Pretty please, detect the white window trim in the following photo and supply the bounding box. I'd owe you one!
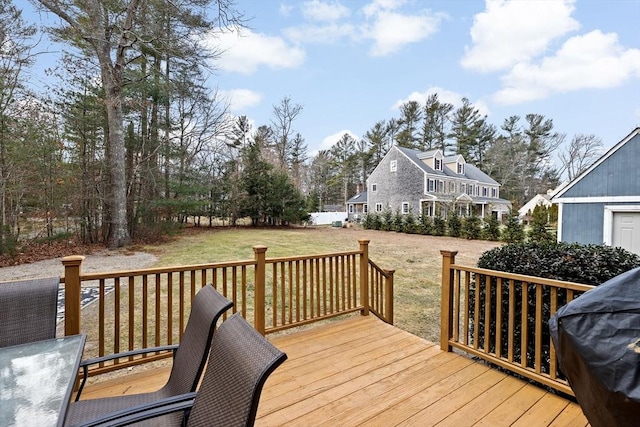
[603,205,640,246]
[372,183,377,192]
[401,202,410,214]
[375,203,383,212]
[434,158,442,171]
[428,179,435,192]
[390,160,397,172]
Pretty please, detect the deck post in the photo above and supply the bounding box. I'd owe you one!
[359,239,370,316]
[62,255,85,336]
[385,269,395,324]
[440,250,457,352]
[253,245,267,335]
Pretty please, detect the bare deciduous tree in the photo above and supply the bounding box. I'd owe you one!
[560,134,603,181]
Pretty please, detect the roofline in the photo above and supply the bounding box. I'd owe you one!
[552,127,640,200]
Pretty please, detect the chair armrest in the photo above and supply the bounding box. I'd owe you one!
[77,392,196,427]
[75,344,179,401]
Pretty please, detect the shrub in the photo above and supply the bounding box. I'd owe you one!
[447,211,461,237]
[502,214,524,243]
[528,205,554,242]
[432,215,446,236]
[471,242,640,376]
[391,210,403,232]
[477,241,640,285]
[462,213,482,240]
[482,215,501,241]
[419,214,432,235]
[380,209,393,231]
[403,212,418,234]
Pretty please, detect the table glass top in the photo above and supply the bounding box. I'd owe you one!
[0,335,85,427]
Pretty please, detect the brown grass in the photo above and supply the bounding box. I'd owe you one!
[140,225,502,343]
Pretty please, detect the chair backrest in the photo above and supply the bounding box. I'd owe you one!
[0,277,60,348]
[164,284,233,395]
[187,313,287,427]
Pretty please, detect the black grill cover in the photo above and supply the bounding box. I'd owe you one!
[549,267,640,427]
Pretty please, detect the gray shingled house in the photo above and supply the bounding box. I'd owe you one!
[552,127,640,255]
[357,145,511,221]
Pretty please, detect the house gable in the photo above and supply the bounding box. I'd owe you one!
[554,127,640,200]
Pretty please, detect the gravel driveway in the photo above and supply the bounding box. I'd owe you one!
[0,250,159,321]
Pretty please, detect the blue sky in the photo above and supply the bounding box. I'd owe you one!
[210,0,640,157]
[23,0,640,160]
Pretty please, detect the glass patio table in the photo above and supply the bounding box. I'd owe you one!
[0,334,86,427]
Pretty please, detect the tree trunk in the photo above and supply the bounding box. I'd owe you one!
[102,74,131,248]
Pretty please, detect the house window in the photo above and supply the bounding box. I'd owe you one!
[349,205,354,213]
[475,185,480,196]
[449,181,455,193]
[423,204,432,217]
[428,179,435,192]
[375,203,383,212]
[483,187,488,197]
[437,180,444,193]
[434,158,442,171]
[457,163,465,174]
[364,204,368,213]
[390,160,397,172]
[372,183,377,192]
[401,203,410,214]
[491,188,497,198]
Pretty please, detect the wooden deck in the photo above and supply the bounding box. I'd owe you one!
[80,315,589,426]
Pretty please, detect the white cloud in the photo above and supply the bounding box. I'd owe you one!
[211,29,305,75]
[494,30,640,104]
[362,0,407,18]
[461,0,579,73]
[283,23,356,44]
[279,3,294,17]
[302,0,350,22]
[393,86,491,117]
[320,130,359,151]
[366,11,443,57]
[219,89,263,111]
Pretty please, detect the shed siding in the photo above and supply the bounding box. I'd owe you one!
[562,133,640,198]
[562,201,640,244]
[368,147,424,214]
[561,203,605,244]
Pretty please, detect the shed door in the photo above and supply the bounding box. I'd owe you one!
[612,212,640,255]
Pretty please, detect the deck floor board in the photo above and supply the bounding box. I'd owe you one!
[79,315,589,426]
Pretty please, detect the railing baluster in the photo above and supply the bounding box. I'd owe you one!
[142,275,148,352]
[114,278,121,360]
[495,277,503,359]
[167,273,173,345]
[535,285,543,373]
[508,279,515,363]
[128,276,135,359]
[521,282,529,368]
[179,271,185,339]
[484,274,491,354]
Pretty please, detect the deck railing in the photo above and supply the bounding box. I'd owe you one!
[61,239,394,377]
[440,250,594,396]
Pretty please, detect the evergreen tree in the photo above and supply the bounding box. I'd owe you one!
[432,215,446,236]
[447,210,462,237]
[396,101,422,149]
[420,93,453,153]
[462,212,482,240]
[482,215,501,241]
[503,214,525,243]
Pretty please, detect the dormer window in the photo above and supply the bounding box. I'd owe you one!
[457,163,464,175]
[434,158,442,171]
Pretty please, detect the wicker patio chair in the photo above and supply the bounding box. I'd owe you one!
[75,312,288,427]
[65,284,232,427]
[0,276,60,348]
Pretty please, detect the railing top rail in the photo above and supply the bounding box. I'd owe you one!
[450,263,595,292]
[62,259,257,283]
[265,249,362,263]
[368,259,392,277]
